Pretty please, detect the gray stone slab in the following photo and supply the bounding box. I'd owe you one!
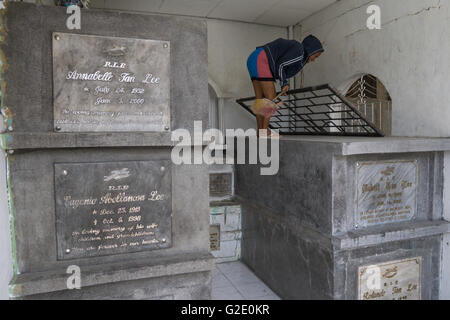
[2,3,208,135]
[10,252,214,298]
[277,136,450,155]
[358,257,421,300]
[334,236,440,300]
[333,220,450,250]
[236,138,446,300]
[52,33,170,132]
[54,160,172,260]
[9,148,210,274]
[1,132,173,150]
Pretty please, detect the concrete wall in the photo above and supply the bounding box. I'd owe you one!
[208,19,286,132]
[296,0,450,300]
[297,0,449,137]
[89,1,286,131]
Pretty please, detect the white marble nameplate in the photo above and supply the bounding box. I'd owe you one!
[52,33,170,132]
[358,257,422,300]
[355,160,418,228]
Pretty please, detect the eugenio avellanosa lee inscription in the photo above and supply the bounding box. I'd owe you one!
[54,161,172,260]
[52,33,170,132]
[355,160,418,228]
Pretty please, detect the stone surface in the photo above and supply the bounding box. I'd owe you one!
[358,257,421,300]
[54,160,172,259]
[236,138,447,300]
[210,172,233,198]
[52,33,170,132]
[2,3,212,300]
[2,3,208,137]
[10,252,214,298]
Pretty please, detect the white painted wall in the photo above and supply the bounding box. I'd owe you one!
[0,152,13,300]
[90,1,287,131]
[207,19,286,131]
[297,0,449,137]
[297,0,450,299]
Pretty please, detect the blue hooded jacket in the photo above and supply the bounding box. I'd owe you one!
[258,35,324,87]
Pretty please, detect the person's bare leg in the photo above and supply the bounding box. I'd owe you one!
[260,81,277,135]
[252,80,265,136]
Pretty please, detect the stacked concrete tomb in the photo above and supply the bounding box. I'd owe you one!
[236,136,450,300]
[0,3,213,299]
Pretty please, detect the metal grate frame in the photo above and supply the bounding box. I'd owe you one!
[236,84,384,137]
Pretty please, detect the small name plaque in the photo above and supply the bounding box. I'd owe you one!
[54,160,172,260]
[52,33,170,132]
[355,160,418,228]
[358,257,422,300]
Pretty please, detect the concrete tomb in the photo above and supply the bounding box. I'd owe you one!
[0,3,213,299]
[236,137,450,300]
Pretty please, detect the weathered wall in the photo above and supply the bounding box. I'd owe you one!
[90,0,287,131]
[1,2,213,299]
[297,0,448,137]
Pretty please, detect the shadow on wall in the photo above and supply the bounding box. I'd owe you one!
[339,74,392,136]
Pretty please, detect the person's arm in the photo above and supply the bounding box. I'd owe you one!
[277,41,304,90]
[281,84,289,96]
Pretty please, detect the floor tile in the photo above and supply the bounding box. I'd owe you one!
[212,261,281,300]
[235,281,275,299]
[211,285,245,300]
[212,271,233,289]
[252,294,281,300]
[222,268,261,285]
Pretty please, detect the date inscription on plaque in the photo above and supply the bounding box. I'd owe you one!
[55,161,172,260]
[355,160,418,228]
[53,33,170,132]
[358,257,422,300]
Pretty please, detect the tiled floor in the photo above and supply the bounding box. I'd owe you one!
[212,261,281,300]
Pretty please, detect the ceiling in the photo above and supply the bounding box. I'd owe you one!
[91,0,338,27]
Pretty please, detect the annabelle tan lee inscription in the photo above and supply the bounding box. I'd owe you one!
[55,161,172,259]
[52,33,170,132]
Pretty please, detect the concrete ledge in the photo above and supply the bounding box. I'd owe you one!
[9,252,215,298]
[0,132,174,150]
[281,136,450,155]
[333,220,450,250]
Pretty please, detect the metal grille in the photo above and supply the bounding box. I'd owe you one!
[236,84,384,137]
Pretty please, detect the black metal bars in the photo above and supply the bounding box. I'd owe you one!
[235,84,384,137]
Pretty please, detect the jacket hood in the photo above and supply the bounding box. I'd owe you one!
[302,35,324,61]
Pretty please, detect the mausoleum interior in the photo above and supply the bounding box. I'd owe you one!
[1,0,450,300]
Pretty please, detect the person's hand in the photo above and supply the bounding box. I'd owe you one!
[281,85,289,96]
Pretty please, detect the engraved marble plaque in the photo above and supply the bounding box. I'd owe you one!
[355,160,418,228]
[358,257,422,300]
[54,160,172,260]
[209,224,220,251]
[52,33,170,132]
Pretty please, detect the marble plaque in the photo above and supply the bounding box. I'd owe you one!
[358,257,422,300]
[209,225,220,251]
[355,160,418,228]
[54,160,172,260]
[52,33,170,132]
